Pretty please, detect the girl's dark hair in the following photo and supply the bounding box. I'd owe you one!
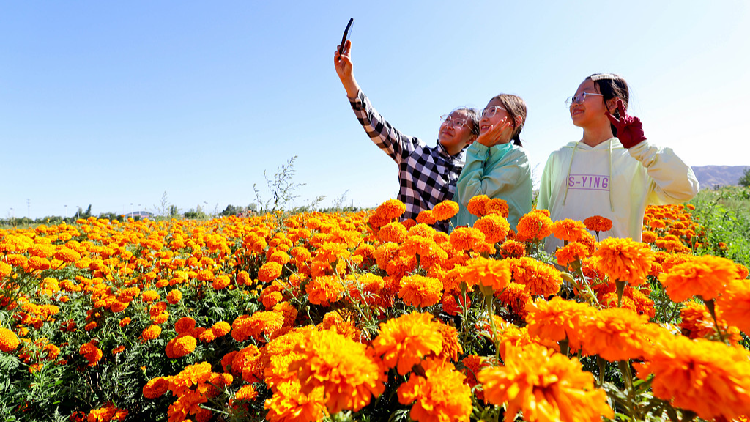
[453,107,481,137]
[588,73,629,136]
[489,94,527,146]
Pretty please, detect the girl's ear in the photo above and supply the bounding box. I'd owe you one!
[605,98,619,115]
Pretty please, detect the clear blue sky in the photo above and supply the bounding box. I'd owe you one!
[2,1,749,219]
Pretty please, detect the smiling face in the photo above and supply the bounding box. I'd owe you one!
[438,109,477,155]
[570,78,613,129]
[480,98,514,137]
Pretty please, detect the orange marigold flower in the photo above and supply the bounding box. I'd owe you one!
[398,275,443,308]
[551,218,588,243]
[306,275,344,306]
[141,325,162,341]
[462,257,511,292]
[514,210,553,242]
[473,214,510,244]
[583,215,612,233]
[375,199,406,221]
[235,384,258,401]
[484,198,509,218]
[258,262,283,283]
[244,311,285,342]
[54,247,81,263]
[166,289,182,304]
[378,221,408,244]
[717,280,750,335]
[478,344,613,422]
[143,376,171,399]
[496,282,531,317]
[212,274,231,290]
[264,380,328,422]
[372,312,443,375]
[119,317,131,327]
[79,342,103,366]
[86,403,128,422]
[289,329,386,414]
[659,255,741,302]
[440,293,470,317]
[112,345,125,355]
[555,242,591,269]
[525,297,595,351]
[641,231,657,244]
[415,210,437,225]
[210,321,231,338]
[634,336,750,421]
[499,239,525,258]
[0,327,20,352]
[397,358,471,422]
[508,257,562,297]
[593,237,654,286]
[466,195,490,217]
[580,307,656,361]
[175,317,197,335]
[166,335,197,359]
[141,290,160,302]
[432,200,459,221]
[28,256,51,271]
[449,227,486,252]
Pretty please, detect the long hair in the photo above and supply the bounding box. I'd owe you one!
[488,94,527,146]
[588,73,629,136]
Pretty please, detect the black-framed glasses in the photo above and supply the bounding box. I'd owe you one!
[565,92,603,107]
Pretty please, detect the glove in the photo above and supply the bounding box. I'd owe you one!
[606,99,646,149]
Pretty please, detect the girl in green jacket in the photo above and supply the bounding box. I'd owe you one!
[453,94,533,230]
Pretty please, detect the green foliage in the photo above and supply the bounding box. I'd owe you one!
[253,156,304,212]
[739,168,750,188]
[688,186,750,268]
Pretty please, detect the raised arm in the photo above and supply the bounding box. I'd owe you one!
[334,40,419,162]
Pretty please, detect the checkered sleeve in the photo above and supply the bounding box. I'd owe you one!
[348,90,421,163]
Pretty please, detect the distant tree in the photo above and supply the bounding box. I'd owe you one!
[221,204,241,216]
[169,205,180,217]
[184,206,208,220]
[739,168,750,187]
[99,212,118,220]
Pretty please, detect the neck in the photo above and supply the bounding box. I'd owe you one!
[581,124,615,147]
[445,144,463,156]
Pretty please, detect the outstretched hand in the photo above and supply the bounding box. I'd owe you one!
[334,40,358,97]
[606,99,646,149]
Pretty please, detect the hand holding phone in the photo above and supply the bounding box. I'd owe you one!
[337,18,354,59]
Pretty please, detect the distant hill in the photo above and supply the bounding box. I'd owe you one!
[691,166,749,189]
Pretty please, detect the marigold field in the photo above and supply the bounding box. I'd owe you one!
[1,196,749,422]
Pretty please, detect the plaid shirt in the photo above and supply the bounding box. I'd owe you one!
[349,90,466,232]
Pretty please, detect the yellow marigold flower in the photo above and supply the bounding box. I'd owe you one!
[478,344,613,422]
[397,358,471,422]
[717,280,750,336]
[514,210,553,242]
[210,321,231,338]
[641,231,657,243]
[54,247,81,263]
[0,261,12,279]
[143,376,171,399]
[141,290,160,303]
[268,250,291,265]
[28,256,51,271]
[86,403,128,422]
[473,214,510,244]
[580,307,656,361]
[375,199,406,221]
[449,227,486,252]
[378,221,408,244]
[551,218,588,243]
[289,329,386,414]
[398,275,443,308]
[166,289,182,304]
[432,200,459,221]
[166,334,197,359]
[525,297,595,351]
[258,262,283,283]
[634,336,750,421]
[467,195,490,217]
[593,237,654,286]
[0,327,20,352]
[264,380,328,422]
[659,255,741,302]
[237,270,252,286]
[306,275,344,306]
[415,210,437,225]
[583,215,612,233]
[79,342,103,366]
[239,311,285,342]
[508,257,562,297]
[372,312,443,375]
[141,325,162,341]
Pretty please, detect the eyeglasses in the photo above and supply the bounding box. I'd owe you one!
[440,114,470,128]
[565,92,603,107]
[481,105,507,119]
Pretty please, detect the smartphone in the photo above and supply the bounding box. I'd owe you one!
[338,18,354,58]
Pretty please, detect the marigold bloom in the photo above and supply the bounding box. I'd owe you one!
[583,215,612,233]
[555,242,590,269]
[580,307,657,361]
[143,376,171,399]
[212,274,231,290]
[397,358,471,422]
[234,311,285,342]
[449,227,486,252]
[86,403,128,422]
[478,344,613,422]
[398,275,443,308]
[372,312,444,375]
[0,327,20,352]
[264,380,328,422]
[466,195,490,217]
[258,262,283,283]
[119,317,131,327]
[166,335,197,359]
[378,221,408,244]
[306,275,345,306]
[141,325,162,341]
[462,257,511,292]
[79,342,103,366]
[175,317,197,335]
[141,290,160,302]
[551,219,588,243]
[514,210,553,242]
[432,200,459,221]
[415,210,437,225]
[166,289,182,304]
[289,329,386,414]
[473,214,510,244]
[659,255,741,302]
[499,239,525,258]
[525,297,595,351]
[235,384,258,401]
[634,336,750,421]
[717,280,750,335]
[593,237,654,286]
[508,257,562,297]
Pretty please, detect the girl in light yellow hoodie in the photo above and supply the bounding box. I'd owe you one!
[538,73,699,253]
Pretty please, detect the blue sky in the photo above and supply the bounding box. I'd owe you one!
[2,1,749,219]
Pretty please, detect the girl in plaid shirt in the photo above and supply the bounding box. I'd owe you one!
[334,40,479,232]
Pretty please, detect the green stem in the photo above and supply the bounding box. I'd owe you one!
[703,298,726,343]
[615,280,626,308]
[597,356,606,387]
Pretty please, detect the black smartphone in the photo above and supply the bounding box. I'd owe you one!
[338,18,354,58]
